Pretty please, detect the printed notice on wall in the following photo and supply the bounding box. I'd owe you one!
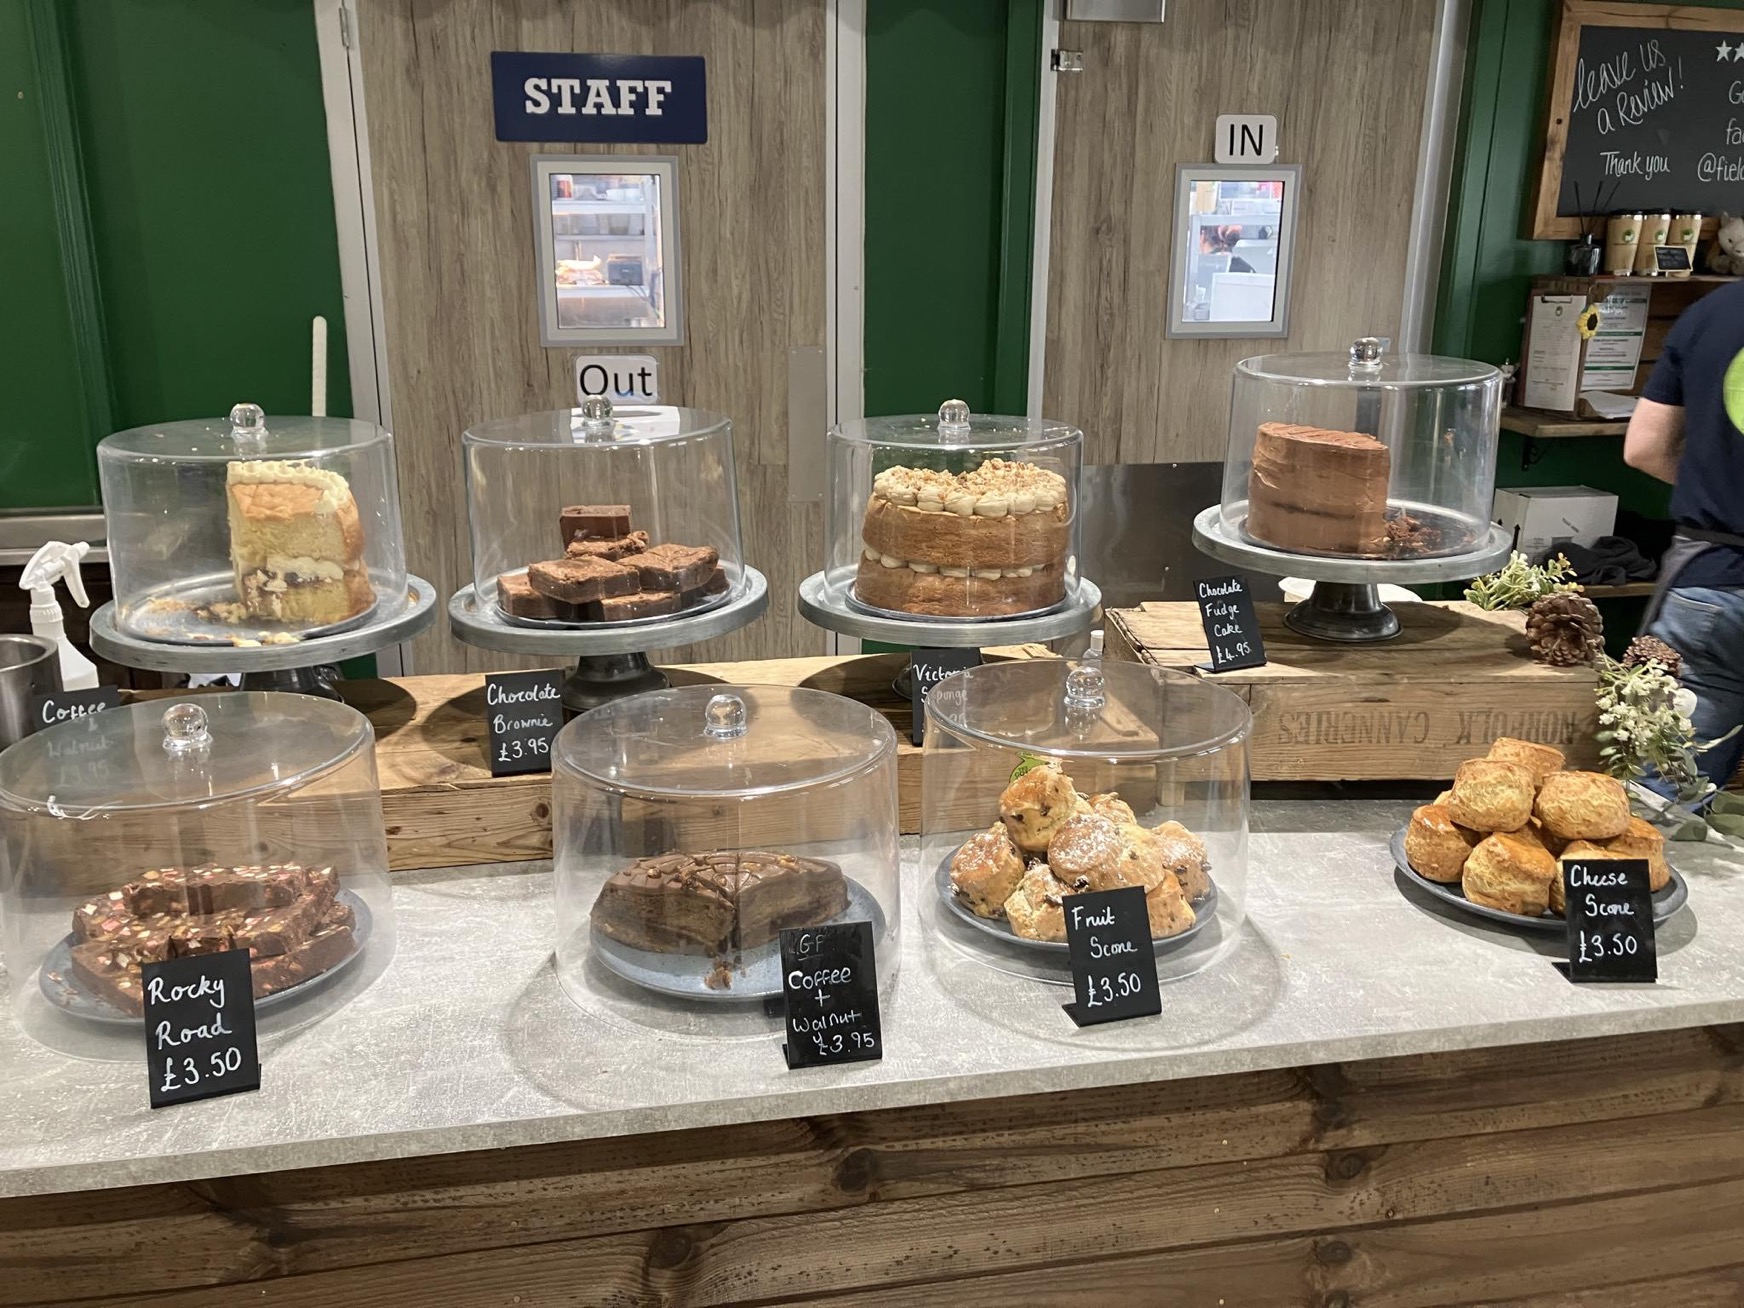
[1578,289,1649,393]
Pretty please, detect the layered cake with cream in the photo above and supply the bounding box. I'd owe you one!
[226,460,374,624]
[1245,422,1392,556]
[853,459,1070,617]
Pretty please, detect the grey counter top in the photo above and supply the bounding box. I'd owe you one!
[2,800,1741,1199]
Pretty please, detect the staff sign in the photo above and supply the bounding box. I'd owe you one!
[492,52,706,143]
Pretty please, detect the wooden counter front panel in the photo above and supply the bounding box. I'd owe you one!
[4,1025,1741,1305]
[1107,601,1603,781]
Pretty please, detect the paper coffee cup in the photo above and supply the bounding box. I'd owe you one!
[1605,213,1643,275]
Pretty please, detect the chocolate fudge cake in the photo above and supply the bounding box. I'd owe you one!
[1245,422,1392,556]
[853,459,1070,617]
[591,850,847,957]
[64,862,356,1016]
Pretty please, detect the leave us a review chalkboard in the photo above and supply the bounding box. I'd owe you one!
[1532,2,1744,238]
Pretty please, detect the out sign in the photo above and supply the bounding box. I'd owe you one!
[573,354,659,404]
[1214,114,1279,164]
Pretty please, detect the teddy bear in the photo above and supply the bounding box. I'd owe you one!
[1705,212,1744,276]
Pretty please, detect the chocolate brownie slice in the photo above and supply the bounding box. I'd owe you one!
[631,544,719,593]
[528,556,641,604]
[560,505,632,542]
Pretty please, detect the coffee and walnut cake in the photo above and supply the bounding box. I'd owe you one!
[853,459,1070,617]
[591,850,848,987]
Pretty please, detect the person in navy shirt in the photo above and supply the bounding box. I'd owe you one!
[1625,278,1744,792]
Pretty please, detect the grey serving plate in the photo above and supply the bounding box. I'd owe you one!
[40,889,373,1025]
[1389,827,1687,934]
[935,849,1214,955]
[591,876,884,1003]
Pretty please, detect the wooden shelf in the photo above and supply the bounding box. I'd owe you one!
[1532,273,1739,286]
[1501,405,1629,438]
[1582,581,1657,599]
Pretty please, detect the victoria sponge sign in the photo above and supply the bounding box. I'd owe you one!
[491,51,707,144]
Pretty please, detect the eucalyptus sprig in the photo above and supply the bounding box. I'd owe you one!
[1465,551,1581,611]
[1593,653,1732,806]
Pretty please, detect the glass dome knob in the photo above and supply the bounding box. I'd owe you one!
[937,398,972,441]
[161,702,213,755]
[1348,337,1384,374]
[1064,664,1107,712]
[703,692,748,740]
[228,402,268,448]
[580,395,615,437]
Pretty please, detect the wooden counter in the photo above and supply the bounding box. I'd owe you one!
[8,1025,1742,1305]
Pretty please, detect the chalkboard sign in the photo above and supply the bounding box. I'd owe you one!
[1195,575,1266,673]
[484,669,564,776]
[1061,886,1163,1027]
[1655,243,1693,272]
[780,921,883,1069]
[29,685,120,735]
[1561,857,1658,983]
[1534,3,1744,237]
[143,949,261,1109]
[909,648,981,746]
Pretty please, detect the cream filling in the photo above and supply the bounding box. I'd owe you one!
[871,472,1064,516]
[862,546,1037,579]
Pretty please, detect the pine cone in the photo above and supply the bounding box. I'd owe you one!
[1623,634,1682,680]
[1525,593,1604,666]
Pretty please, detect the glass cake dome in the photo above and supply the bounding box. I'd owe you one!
[463,399,743,629]
[820,399,1084,622]
[0,692,395,1059]
[1218,339,1502,560]
[921,658,1250,987]
[98,403,409,644]
[552,684,899,1038]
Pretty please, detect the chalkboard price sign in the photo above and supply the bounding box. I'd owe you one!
[1195,575,1266,673]
[29,685,120,735]
[484,669,564,776]
[1535,5,1744,237]
[1654,244,1693,273]
[1561,857,1657,984]
[780,921,883,1069]
[1062,886,1163,1027]
[143,949,261,1109]
[909,648,982,745]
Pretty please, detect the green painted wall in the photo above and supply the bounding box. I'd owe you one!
[1436,0,1744,513]
[6,0,351,511]
[863,0,1039,418]
[2,4,101,507]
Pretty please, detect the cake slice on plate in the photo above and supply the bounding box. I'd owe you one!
[226,460,374,624]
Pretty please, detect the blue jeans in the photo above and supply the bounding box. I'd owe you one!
[1649,587,1744,792]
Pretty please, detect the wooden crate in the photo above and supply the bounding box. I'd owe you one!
[337,649,1049,871]
[1105,601,1601,782]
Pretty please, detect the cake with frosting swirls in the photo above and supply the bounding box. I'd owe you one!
[853,458,1070,617]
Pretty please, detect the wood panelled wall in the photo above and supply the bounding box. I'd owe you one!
[6,1026,1744,1303]
[358,0,826,673]
[1043,0,1439,464]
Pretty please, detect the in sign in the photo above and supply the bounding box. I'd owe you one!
[1214,114,1279,164]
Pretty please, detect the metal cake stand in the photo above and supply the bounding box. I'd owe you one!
[448,567,769,713]
[1192,507,1512,642]
[89,576,438,697]
[797,568,1102,696]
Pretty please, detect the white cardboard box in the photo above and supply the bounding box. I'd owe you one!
[1492,486,1618,558]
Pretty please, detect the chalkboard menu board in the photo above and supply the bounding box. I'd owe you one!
[1534,4,1744,237]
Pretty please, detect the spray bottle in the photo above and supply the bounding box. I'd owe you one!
[20,541,98,691]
